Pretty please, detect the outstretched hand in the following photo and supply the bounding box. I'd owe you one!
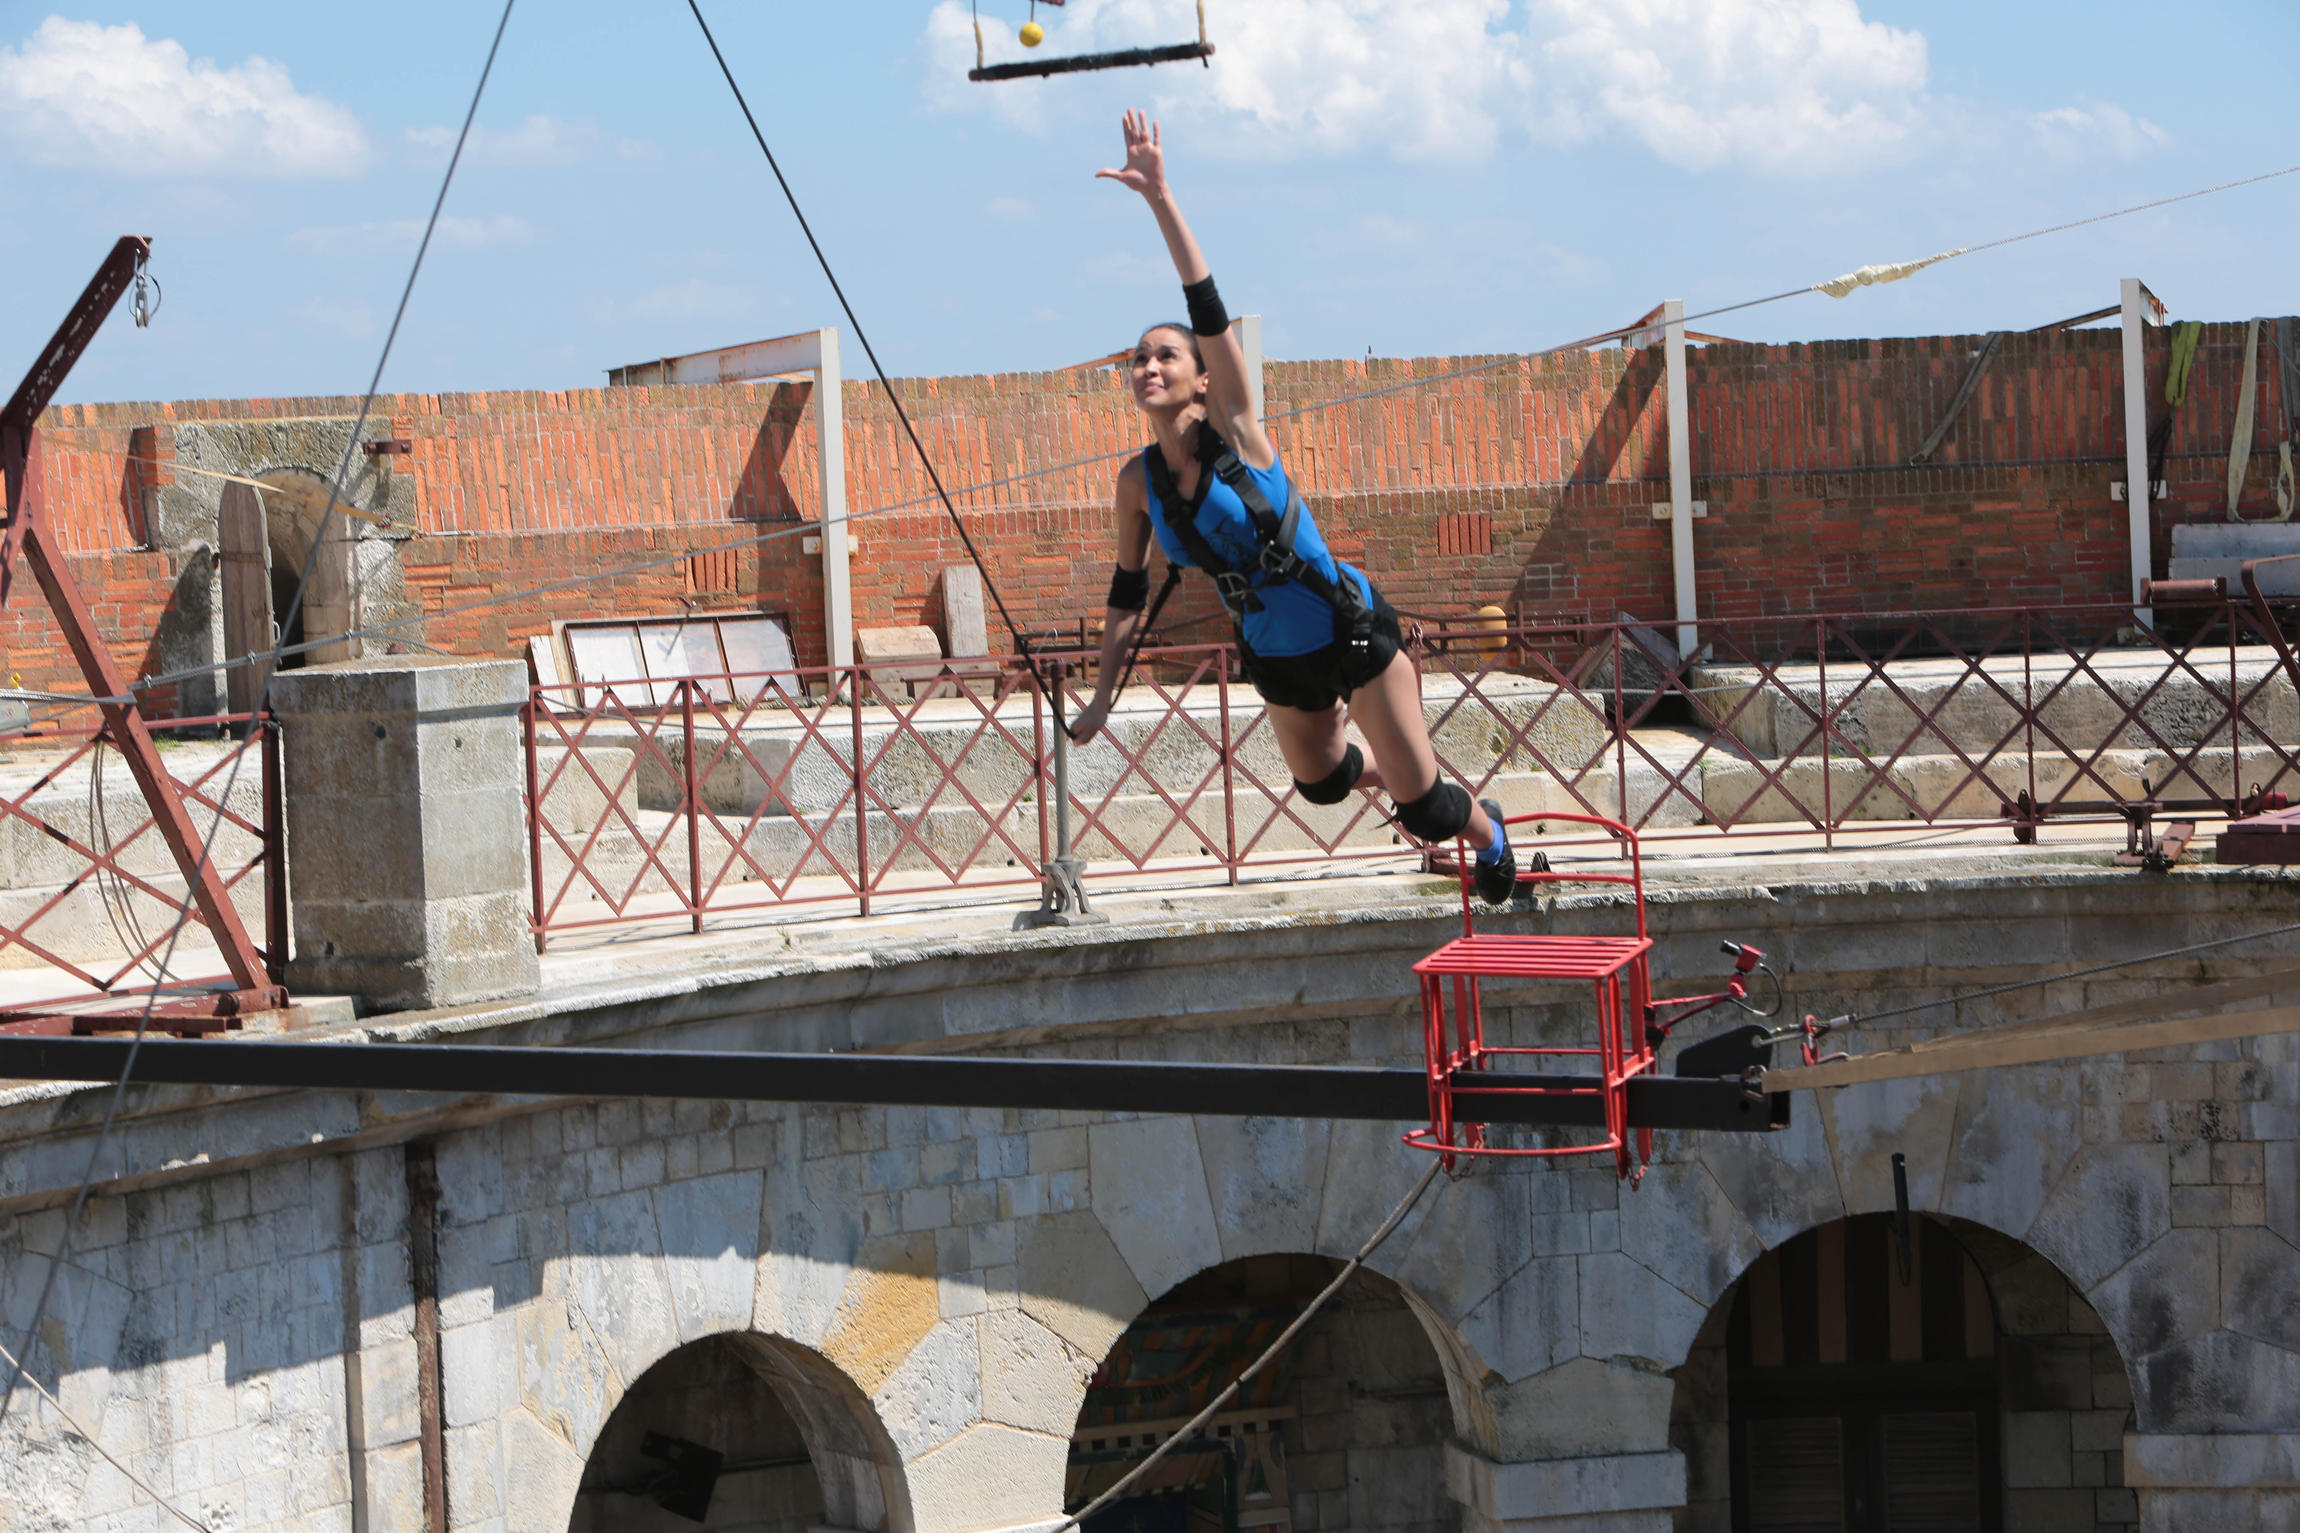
[1095,108,1167,199]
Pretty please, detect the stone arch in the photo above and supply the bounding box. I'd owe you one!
[570,1329,912,1533]
[1061,1251,1464,1533]
[253,468,357,665]
[1667,1210,2135,1531]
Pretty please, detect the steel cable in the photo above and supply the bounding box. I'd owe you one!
[1829,917,2300,1031]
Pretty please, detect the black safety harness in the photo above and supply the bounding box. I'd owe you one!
[1140,425,1374,659]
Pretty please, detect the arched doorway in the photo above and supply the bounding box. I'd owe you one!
[1670,1213,2135,1532]
[1066,1255,1455,1533]
[571,1333,910,1533]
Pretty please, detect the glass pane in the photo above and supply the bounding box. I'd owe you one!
[678,623,733,703]
[635,622,687,706]
[718,616,799,700]
[564,624,648,711]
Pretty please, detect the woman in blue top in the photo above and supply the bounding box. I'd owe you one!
[1068,111,1517,904]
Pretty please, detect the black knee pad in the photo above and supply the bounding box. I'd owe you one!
[1393,780,1472,843]
[1294,744,1364,806]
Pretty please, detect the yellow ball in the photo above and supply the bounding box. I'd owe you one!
[1019,20,1044,46]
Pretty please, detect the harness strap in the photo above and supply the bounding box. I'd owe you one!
[1142,426,1375,653]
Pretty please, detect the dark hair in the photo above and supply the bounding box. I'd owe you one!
[1135,323,1204,369]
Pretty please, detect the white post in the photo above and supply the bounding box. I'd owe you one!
[815,327,853,671]
[1234,313,1264,424]
[2121,279,2158,625]
[1664,299,1698,657]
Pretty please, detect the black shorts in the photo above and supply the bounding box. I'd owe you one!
[1240,587,1404,712]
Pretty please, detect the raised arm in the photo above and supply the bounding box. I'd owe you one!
[1097,111,1274,470]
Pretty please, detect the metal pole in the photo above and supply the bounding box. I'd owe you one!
[683,680,703,933]
[852,662,870,918]
[1218,653,1239,885]
[1664,299,1699,658]
[1818,617,1832,850]
[525,694,546,954]
[816,328,854,671]
[2121,279,2159,626]
[261,715,288,984]
[1017,658,1106,927]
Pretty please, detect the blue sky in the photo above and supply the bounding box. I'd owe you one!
[5,1,2296,407]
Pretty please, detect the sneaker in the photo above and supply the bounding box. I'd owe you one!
[1472,798,1517,906]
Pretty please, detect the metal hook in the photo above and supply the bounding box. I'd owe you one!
[131,254,162,329]
[1891,1152,1914,1286]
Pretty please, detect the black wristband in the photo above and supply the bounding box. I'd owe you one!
[1183,275,1228,337]
[1107,563,1150,612]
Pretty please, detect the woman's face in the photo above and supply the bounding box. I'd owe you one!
[1129,327,1206,413]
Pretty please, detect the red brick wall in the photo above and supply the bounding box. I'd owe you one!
[19,320,2293,700]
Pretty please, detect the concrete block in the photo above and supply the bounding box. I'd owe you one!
[903,1421,1069,1533]
[654,1171,765,1342]
[1087,1118,1220,1301]
[1447,1440,1686,1521]
[976,1308,1091,1437]
[274,655,538,1012]
[1194,1116,1329,1261]
[1613,1162,1763,1310]
[2030,1143,2172,1290]
[1015,1212,1145,1362]
[1577,1251,1709,1368]
[942,566,988,659]
[1938,1064,2084,1242]
[872,1316,982,1460]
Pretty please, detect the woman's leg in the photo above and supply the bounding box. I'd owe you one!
[1342,649,1498,852]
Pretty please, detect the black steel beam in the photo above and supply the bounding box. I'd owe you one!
[0,1038,1788,1131]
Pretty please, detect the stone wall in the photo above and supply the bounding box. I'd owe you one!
[2,869,2298,1530]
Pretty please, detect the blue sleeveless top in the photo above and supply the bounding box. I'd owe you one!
[1141,444,1373,658]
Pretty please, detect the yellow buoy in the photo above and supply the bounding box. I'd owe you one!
[1019,20,1044,46]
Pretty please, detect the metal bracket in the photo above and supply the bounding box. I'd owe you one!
[2115,797,2195,872]
[1016,854,1106,929]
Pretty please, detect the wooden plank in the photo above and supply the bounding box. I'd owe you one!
[1766,999,2300,1092]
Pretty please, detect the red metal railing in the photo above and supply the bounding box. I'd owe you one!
[523,598,2300,943]
[0,708,286,1027]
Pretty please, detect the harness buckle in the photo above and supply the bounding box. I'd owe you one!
[1258,544,1310,583]
[1212,570,1262,615]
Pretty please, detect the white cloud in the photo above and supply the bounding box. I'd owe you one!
[987,196,1037,221]
[290,215,537,253]
[1533,0,1929,173]
[0,16,366,177]
[923,0,1933,174]
[405,113,651,166]
[2029,100,2168,162]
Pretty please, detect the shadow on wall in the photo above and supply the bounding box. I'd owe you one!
[1669,1212,2136,1533]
